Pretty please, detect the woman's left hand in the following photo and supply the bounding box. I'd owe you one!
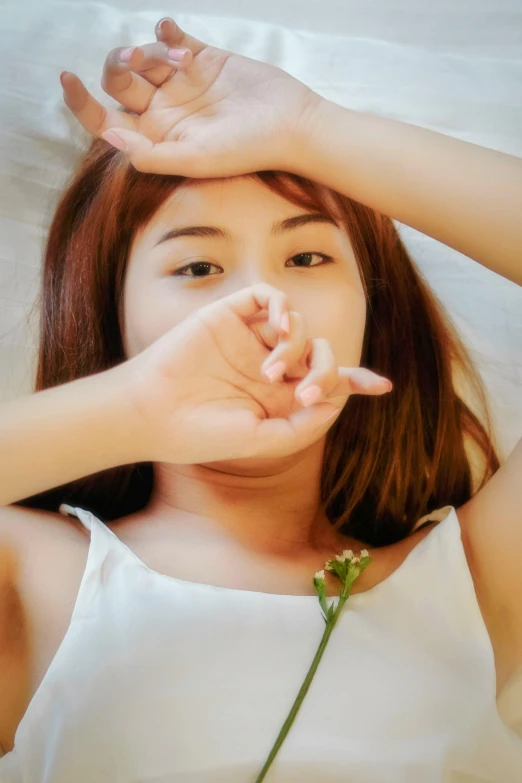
[60,16,322,178]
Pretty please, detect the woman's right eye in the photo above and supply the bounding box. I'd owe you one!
[172,261,223,278]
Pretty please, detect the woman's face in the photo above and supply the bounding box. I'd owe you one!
[121,175,367,379]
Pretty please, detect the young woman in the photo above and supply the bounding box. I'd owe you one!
[0,15,521,782]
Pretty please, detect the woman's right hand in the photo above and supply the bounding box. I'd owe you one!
[113,283,392,465]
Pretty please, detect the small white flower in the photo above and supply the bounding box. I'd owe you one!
[259,537,373,783]
[361,549,369,558]
[351,556,360,564]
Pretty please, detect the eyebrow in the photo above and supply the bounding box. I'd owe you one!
[153,212,341,247]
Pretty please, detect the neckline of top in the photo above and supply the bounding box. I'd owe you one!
[66,504,457,603]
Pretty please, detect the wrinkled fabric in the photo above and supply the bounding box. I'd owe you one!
[1,504,521,782]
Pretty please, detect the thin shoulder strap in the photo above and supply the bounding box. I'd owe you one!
[412,504,454,533]
[415,519,437,533]
[59,503,93,533]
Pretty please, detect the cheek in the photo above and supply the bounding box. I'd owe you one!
[305,289,367,367]
[121,275,194,358]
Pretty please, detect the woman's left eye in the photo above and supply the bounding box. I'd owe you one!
[286,252,333,268]
[172,252,333,278]
[173,261,222,278]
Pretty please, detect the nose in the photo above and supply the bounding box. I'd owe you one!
[236,269,279,290]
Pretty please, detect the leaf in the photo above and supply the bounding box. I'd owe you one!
[318,593,329,619]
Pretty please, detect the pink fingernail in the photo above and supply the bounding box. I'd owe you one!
[298,385,322,407]
[101,130,127,151]
[119,47,136,63]
[375,375,393,391]
[158,18,174,35]
[168,48,188,62]
[263,360,286,382]
[351,368,391,390]
[280,312,290,335]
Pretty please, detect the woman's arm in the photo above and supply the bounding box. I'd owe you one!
[294,100,522,287]
[292,101,522,683]
[0,367,141,507]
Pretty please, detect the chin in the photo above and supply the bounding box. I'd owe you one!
[200,455,297,477]
[201,441,322,477]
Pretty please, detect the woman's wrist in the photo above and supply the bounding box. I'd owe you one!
[289,96,522,286]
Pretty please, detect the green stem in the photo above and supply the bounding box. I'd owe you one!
[253,593,349,783]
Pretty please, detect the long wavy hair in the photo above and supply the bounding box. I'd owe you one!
[13,135,500,546]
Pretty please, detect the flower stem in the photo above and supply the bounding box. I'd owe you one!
[253,594,348,782]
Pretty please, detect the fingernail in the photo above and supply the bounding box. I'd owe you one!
[351,368,391,391]
[263,360,286,382]
[357,376,390,391]
[158,18,174,35]
[375,375,393,391]
[280,312,290,335]
[168,48,189,62]
[59,71,69,88]
[101,130,127,151]
[119,47,136,63]
[298,385,322,407]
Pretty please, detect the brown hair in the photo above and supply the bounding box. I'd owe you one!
[14,136,500,546]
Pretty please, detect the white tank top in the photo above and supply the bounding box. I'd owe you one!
[1,503,521,782]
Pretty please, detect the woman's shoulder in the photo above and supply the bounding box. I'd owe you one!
[0,504,90,752]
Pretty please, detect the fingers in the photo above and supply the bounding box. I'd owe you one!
[247,403,341,459]
[61,16,203,137]
[260,318,393,410]
[155,17,209,57]
[98,126,200,174]
[100,42,192,114]
[251,367,391,460]
[293,338,340,406]
[201,285,392,412]
[260,311,308,382]
[337,366,393,396]
[60,71,139,136]
[199,283,290,340]
[295,355,393,409]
